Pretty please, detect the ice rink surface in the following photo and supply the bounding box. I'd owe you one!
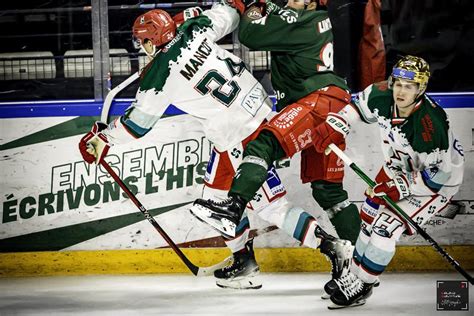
[0,272,472,315]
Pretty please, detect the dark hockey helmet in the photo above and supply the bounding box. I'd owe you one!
[133,10,176,52]
[389,55,430,98]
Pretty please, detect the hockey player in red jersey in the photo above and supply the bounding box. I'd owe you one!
[192,0,360,288]
[78,3,351,290]
[313,55,465,308]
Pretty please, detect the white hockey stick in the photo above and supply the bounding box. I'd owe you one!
[100,71,140,123]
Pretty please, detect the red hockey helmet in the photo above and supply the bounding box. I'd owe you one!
[133,10,176,48]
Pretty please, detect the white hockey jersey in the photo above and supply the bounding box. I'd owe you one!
[104,4,272,152]
[340,82,464,197]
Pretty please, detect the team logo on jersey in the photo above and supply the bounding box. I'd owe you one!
[297,129,313,149]
[251,16,268,25]
[372,213,403,238]
[231,148,241,159]
[246,7,263,20]
[253,193,263,202]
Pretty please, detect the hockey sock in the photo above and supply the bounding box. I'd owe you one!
[356,201,403,284]
[230,160,268,202]
[351,199,378,275]
[230,130,286,202]
[330,204,361,245]
[281,207,322,249]
[311,180,362,244]
[224,216,251,253]
[356,236,395,284]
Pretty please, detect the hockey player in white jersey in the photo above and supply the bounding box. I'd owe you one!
[313,55,465,308]
[78,3,351,290]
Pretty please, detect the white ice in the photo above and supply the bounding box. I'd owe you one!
[0,272,472,315]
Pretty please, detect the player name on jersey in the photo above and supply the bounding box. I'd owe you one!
[180,38,212,81]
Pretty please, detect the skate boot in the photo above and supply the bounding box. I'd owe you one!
[328,272,374,309]
[190,195,246,238]
[315,226,353,299]
[214,239,262,289]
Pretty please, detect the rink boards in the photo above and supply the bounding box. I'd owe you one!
[0,94,473,276]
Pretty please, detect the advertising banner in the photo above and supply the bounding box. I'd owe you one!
[1,107,473,252]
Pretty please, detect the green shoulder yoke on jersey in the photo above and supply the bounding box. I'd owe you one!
[139,15,213,93]
[359,81,393,120]
[409,96,449,154]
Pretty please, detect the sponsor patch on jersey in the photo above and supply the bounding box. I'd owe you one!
[362,201,379,218]
[204,149,218,183]
[421,114,435,142]
[318,18,332,33]
[278,9,298,24]
[265,166,285,196]
[272,106,303,129]
[241,83,268,117]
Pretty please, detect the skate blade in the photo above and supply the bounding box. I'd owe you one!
[190,206,236,237]
[216,277,262,290]
[321,293,330,300]
[327,299,366,310]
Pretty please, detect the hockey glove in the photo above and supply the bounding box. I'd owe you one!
[173,7,203,27]
[313,113,350,153]
[78,121,110,164]
[367,174,410,205]
[224,0,266,15]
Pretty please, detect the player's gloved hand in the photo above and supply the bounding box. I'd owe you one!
[78,122,110,164]
[224,0,266,15]
[367,174,410,205]
[173,7,203,27]
[313,113,350,153]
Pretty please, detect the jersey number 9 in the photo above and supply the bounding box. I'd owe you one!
[317,42,334,71]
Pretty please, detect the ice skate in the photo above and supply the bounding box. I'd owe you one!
[315,226,352,298]
[322,278,379,299]
[327,272,374,309]
[190,195,246,238]
[214,239,262,289]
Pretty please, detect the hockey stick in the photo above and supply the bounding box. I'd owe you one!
[99,158,230,276]
[327,143,474,285]
[100,71,140,123]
